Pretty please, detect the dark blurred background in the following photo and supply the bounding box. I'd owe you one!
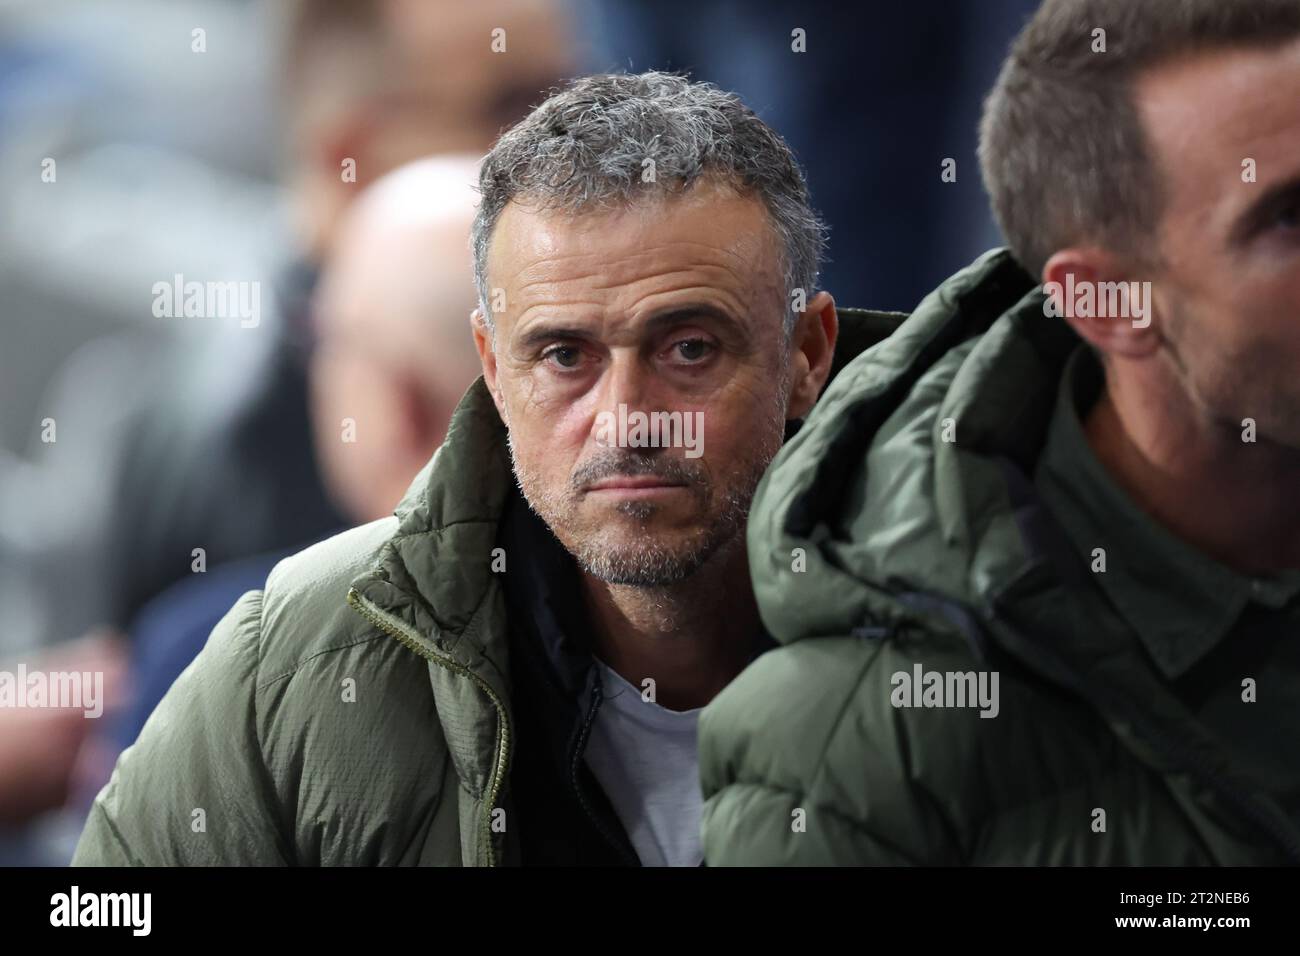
[0,0,1037,863]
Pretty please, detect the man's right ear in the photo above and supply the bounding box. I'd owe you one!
[471,308,507,417]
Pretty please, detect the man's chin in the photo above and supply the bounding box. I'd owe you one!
[577,492,704,525]
[568,527,730,587]
[575,549,707,587]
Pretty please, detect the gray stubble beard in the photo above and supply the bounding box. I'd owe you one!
[505,368,791,588]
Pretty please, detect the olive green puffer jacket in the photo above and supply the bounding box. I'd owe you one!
[699,250,1300,866]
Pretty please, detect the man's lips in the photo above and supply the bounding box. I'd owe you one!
[585,475,688,493]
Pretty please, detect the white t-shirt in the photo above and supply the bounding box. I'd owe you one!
[583,659,705,867]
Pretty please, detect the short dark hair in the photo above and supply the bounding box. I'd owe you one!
[979,0,1300,277]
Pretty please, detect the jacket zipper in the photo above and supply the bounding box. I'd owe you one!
[346,587,512,867]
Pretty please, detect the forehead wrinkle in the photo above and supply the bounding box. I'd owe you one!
[516,240,765,302]
[494,189,785,331]
[625,285,757,335]
[517,265,758,323]
[512,187,777,265]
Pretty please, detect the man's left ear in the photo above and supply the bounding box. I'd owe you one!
[785,290,838,421]
[1041,248,1162,360]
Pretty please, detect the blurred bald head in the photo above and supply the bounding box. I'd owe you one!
[311,155,484,522]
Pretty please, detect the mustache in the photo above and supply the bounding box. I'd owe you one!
[571,449,705,490]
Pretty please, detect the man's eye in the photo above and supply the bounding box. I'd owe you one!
[542,345,582,369]
[673,339,712,362]
[1275,201,1300,231]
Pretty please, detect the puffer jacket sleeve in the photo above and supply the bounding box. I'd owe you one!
[73,590,292,866]
[699,635,965,866]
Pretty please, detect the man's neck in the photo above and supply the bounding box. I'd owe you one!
[1087,366,1300,575]
[579,536,760,712]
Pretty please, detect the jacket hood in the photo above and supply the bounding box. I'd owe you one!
[747,249,1080,647]
[742,250,1300,861]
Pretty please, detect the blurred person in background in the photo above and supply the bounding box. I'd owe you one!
[57,155,486,857]
[0,634,127,830]
[307,157,486,524]
[100,0,576,632]
[3,153,485,858]
[290,0,576,263]
[0,0,575,657]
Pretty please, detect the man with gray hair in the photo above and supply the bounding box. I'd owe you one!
[72,72,902,866]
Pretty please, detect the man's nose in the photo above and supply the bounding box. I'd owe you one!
[599,351,659,414]
[589,352,665,449]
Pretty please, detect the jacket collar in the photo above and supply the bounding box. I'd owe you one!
[349,378,516,703]
[1036,347,1300,679]
[497,491,593,701]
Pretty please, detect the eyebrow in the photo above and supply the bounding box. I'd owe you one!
[511,303,746,351]
[1230,175,1300,244]
[640,303,747,337]
[513,323,594,352]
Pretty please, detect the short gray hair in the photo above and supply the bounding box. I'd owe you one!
[471,71,826,336]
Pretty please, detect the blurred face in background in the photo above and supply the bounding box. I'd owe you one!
[382,0,577,153]
[289,0,576,259]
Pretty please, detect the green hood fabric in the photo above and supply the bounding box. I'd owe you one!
[698,249,1300,865]
[72,307,902,867]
